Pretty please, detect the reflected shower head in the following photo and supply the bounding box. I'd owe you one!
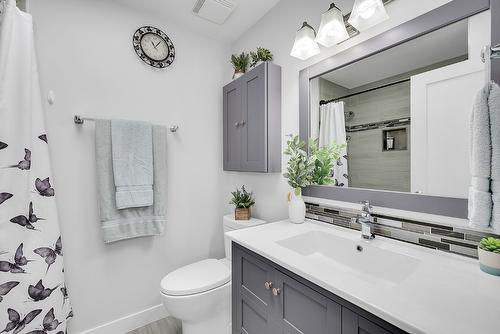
[345,111,355,121]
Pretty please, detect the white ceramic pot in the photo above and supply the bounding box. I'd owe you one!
[233,72,244,79]
[288,188,306,224]
[478,247,500,276]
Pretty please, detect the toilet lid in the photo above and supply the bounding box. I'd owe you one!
[160,259,231,296]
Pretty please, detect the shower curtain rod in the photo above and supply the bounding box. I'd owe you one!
[73,115,179,133]
[319,78,411,105]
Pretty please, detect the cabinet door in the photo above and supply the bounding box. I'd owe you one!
[233,247,279,334]
[223,79,243,171]
[342,308,392,334]
[241,63,268,172]
[275,272,342,334]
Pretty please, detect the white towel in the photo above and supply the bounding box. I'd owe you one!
[489,82,500,229]
[111,119,154,209]
[468,83,492,228]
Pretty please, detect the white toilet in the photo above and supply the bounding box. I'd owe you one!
[160,215,266,334]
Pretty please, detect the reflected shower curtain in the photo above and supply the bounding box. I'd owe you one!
[319,102,349,187]
[0,0,72,332]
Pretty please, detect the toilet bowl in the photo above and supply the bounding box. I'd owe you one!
[160,215,266,334]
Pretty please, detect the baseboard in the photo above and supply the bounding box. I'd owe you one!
[76,304,168,334]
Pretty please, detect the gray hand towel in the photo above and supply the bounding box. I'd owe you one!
[96,120,166,243]
[111,119,154,209]
[468,83,492,228]
[489,82,500,230]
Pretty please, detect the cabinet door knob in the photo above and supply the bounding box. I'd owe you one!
[240,120,246,126]
[235,122,240,127]
[264,281,273,290]
[272,287,281,296]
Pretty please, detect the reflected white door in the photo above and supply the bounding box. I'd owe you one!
[411,62,484,198]
[411,11,490,198]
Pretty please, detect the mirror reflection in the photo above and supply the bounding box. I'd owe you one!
[309,14,489,198]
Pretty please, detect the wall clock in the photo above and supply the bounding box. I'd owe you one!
[133,26,175,68]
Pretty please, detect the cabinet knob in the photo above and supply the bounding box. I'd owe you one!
[272,287,281,296]
[240,120,246,126]
[235,122,240,127]
[264,281,273,290]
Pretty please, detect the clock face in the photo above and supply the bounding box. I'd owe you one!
[133,26,175,68]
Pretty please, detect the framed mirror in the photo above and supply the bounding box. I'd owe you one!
[299,0,498,220]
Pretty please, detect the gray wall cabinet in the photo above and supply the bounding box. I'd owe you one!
[223,62,281,172]
[232,243,407,334]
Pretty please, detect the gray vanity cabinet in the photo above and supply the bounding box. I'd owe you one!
[276,271,342,334]
[233,243,407,334]
[342,308,391,334]
[223,62,281,172]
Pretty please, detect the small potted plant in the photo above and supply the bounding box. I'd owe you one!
[283,135,315,224]
[230,52,250,79]
[250,47,273,67]
[229,186,256,220]
[478,237,500,276]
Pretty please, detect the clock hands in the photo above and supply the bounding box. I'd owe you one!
[150,40,162,50]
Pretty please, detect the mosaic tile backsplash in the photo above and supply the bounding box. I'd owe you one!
[305,202,500,258]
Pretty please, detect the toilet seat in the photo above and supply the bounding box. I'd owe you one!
[160,259,231,296]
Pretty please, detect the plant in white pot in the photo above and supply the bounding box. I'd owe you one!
[283,135,314,224]
[230,52,250,79]
[478,237,500,276]
[284,135,348,224]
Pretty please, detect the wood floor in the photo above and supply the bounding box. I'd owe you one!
[127,317,182,334]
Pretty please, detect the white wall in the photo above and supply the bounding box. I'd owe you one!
[221,0,451,222]
[30,0,228,332]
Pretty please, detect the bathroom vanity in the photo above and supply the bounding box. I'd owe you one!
[228,220,500,334]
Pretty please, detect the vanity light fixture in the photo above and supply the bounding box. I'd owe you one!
[315,3,350,47]
[290,22,321,60]
[348,0,389,31]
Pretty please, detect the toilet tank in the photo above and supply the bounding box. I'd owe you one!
[223,214,266,261]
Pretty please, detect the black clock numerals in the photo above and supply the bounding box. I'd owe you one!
[132,26,175,69]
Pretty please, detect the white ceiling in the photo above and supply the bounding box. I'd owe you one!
[321,18,469,88]
[115,0,281,43]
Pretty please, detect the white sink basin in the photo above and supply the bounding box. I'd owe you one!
[277,230,420,284]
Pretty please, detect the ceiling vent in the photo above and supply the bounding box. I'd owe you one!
[192,0,237,25]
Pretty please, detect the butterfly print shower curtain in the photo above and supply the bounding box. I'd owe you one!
[0,0,72,332]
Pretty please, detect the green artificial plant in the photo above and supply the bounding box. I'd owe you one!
[250,47,273,67]
[229,185,256,209]
[479,237,500,253]
[230,52,250,76]
[283,135,315,195]
[308,138,346,185]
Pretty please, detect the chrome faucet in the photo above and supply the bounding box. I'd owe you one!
[355,201,375,240]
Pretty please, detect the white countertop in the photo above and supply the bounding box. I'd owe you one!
[226,219,500,334]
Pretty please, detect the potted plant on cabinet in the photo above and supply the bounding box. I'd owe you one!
[230,52,250,79]
[478,237,500,276]
[250,47,273,67]
[229,185,256,220]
